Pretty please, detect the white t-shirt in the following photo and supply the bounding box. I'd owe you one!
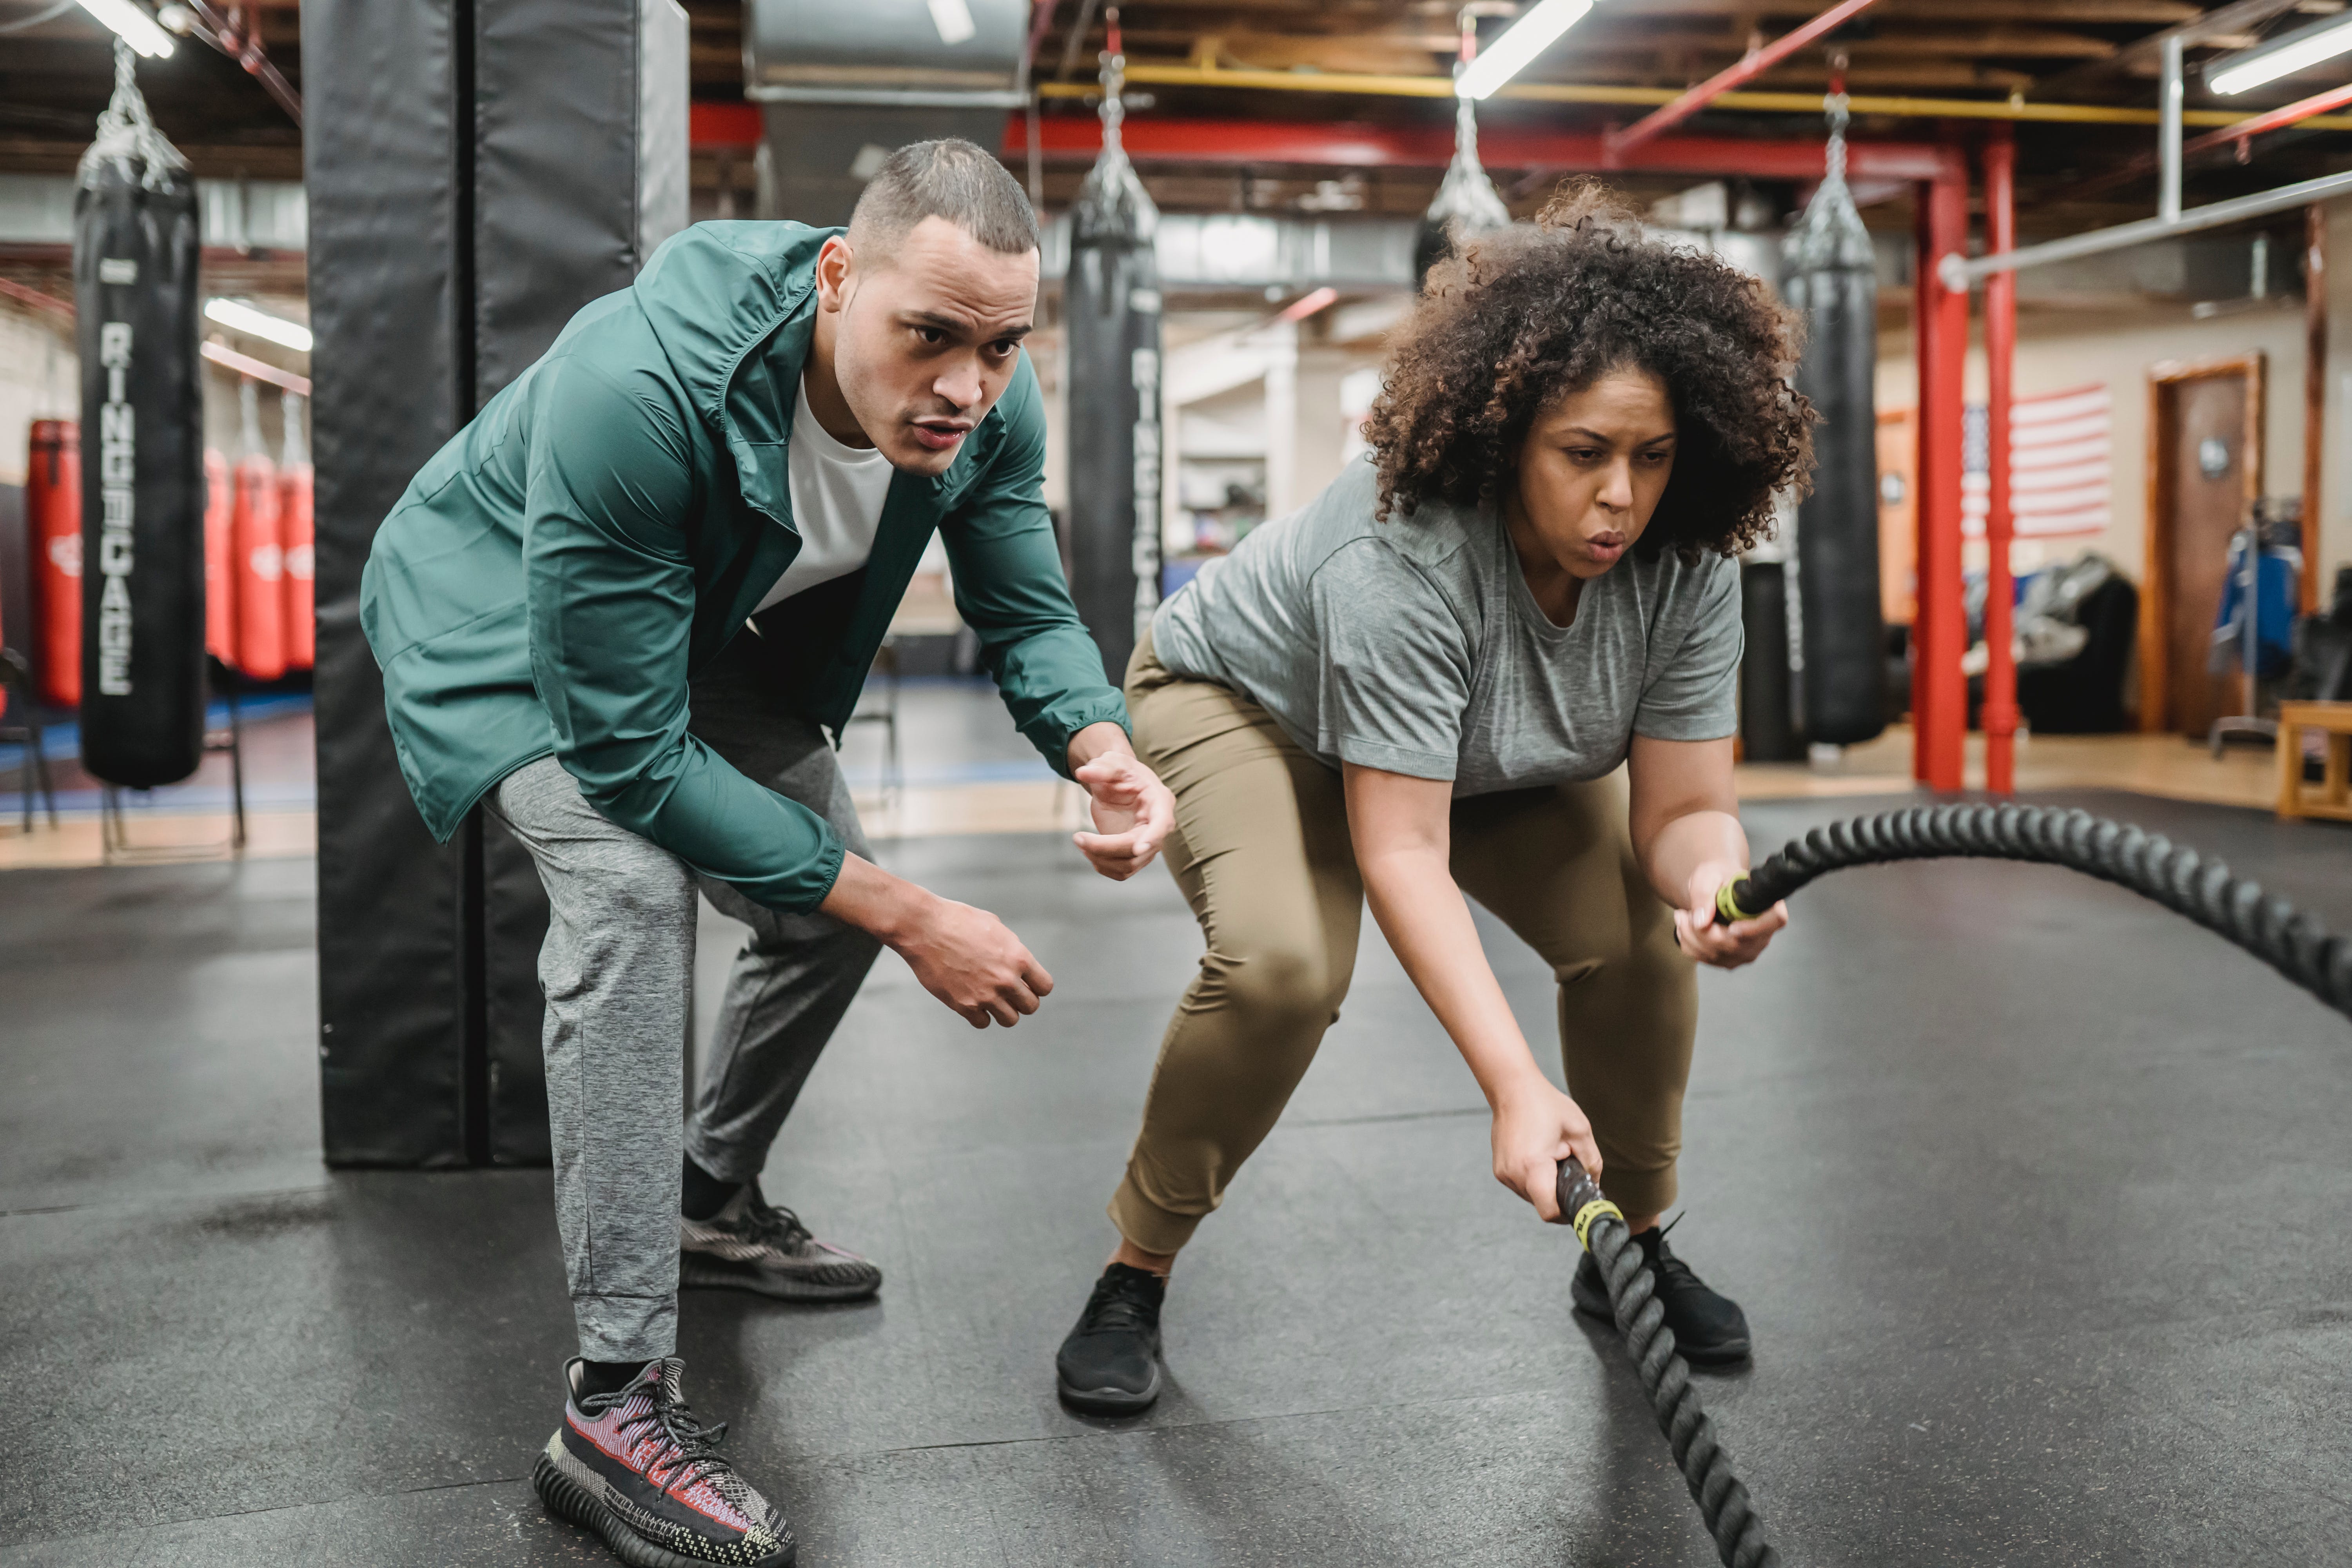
[754,375,895,612]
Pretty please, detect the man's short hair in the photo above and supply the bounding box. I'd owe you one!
[847,138,1039,256]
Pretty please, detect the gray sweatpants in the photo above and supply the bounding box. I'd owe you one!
[486,636,882,1363]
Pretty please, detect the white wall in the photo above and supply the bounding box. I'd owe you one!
[0,302,76,487]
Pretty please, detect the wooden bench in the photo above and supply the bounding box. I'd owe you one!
[2277,701,2352,822]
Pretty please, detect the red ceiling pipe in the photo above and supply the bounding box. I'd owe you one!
[2185,78,2352,161]
[1605,0,1883,163]
[688,102,1958,181]
[693,102,764,147]
[1914,162,1970,792]
[1982,129,2020,797]
[2063,77,2352,198]
[1016,115,1952,180]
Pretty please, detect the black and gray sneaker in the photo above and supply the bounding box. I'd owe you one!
[1572,1221,1752,1366]
[1055,1263,1166,1415]
[534,1357,795,1567]
[679,1182,880,1303]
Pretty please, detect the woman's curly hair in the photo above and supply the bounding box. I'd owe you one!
[1363,181,1815,561]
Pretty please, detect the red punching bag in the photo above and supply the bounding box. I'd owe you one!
[27,419,82,709]
[229,379,284,681]
[276,390,313,673]
[203,446,232,665]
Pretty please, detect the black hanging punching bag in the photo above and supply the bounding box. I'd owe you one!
[1778,95,1885,746]
[1414,96,1513,288]
[74,45,206,786]
[1065,25,1162,682]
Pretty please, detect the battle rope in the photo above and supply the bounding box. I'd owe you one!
[1556,1158,1778,1568]
[1560,801,2351,1568]
[1716,802,2352,1023]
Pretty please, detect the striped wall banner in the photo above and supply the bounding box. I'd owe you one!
[1961,383,2113,539]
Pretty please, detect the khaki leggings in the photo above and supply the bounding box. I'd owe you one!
[1109,630,1699,1254]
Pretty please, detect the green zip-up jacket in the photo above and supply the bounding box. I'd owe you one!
[360,221,1126,912]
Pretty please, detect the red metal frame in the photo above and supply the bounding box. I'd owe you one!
[687,103,1958,182]
[1604,0,1884,163]
[1982,131,2019,796]
[1914,163,1969,792]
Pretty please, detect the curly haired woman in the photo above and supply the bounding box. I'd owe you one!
[1053,187,1816,1413]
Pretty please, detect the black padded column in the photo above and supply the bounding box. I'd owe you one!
[310,0,686,1167]
[307,0,472,1166]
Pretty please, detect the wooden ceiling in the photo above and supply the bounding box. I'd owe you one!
[0,0,2347,217]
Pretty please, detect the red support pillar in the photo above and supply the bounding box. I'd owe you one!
[1982,131,2019,795]
[1913,163,1969,791]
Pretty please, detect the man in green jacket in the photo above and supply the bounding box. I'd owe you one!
[362,140,1170,1567]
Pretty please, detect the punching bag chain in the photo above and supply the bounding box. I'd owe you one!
[87,38,185,192]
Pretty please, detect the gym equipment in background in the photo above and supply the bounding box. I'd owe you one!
[1573,801,2350,1568]
[1064,8,1163,683]
[229,379,287,682]
[1413,9,1515,288]
[1737,558,1804,762]
[278,390,314,673]
[73,42,205,789]
[202,448,232,666]
[1778,83,1886,748]
[2206,496,2302,755]
[26,419,80,710]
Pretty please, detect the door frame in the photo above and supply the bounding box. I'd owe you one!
[2143,352,2264,734]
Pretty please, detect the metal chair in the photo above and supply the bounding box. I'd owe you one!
[0,648,58,831]
[844,636,902,807]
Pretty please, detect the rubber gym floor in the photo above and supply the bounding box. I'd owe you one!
[4,787,2349,1566]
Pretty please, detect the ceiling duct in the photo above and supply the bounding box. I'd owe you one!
[744,0,1027,107]
[746,0,1028,228]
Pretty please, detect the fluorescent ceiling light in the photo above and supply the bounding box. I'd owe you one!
[1456,0,1595,101]
[2208,13,2352,96]
[78,0,176,58]
[205,298,312,353]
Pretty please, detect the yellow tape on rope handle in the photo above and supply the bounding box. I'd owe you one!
[1715,880,1764,926]
[1571,1197,1623,1252]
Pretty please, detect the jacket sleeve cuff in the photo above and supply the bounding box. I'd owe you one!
[799,833,849,913]
[1037,696,1134,779]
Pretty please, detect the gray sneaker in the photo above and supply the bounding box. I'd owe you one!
[679,1183,881,1302]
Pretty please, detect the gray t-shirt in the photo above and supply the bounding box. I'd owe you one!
[1150,459,1742,795]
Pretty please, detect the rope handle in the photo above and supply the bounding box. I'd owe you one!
[1717,878,1768,925]
[1554,1157,1623,1251]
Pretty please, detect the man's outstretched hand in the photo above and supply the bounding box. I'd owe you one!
[822,855,1053,1028]
[1067,722,1173,882]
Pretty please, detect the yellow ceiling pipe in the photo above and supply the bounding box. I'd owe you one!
[1035,62,2352,134]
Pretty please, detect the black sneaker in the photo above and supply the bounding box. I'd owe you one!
[534,1357,795,1566]
[1571,1221,1752,1367]
[1055,1263,1166,1415]
[680,1182,881,1303]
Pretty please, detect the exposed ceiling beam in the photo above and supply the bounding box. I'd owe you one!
[1611,0,2193,14]
[2035,0,2330,91]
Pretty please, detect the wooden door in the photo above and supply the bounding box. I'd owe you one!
[2145,356,2263,736]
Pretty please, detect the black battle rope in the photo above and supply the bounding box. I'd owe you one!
[1716,802,2352,1024]
[1557,1156,1778,1568]
[1554,802,2352,1568]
